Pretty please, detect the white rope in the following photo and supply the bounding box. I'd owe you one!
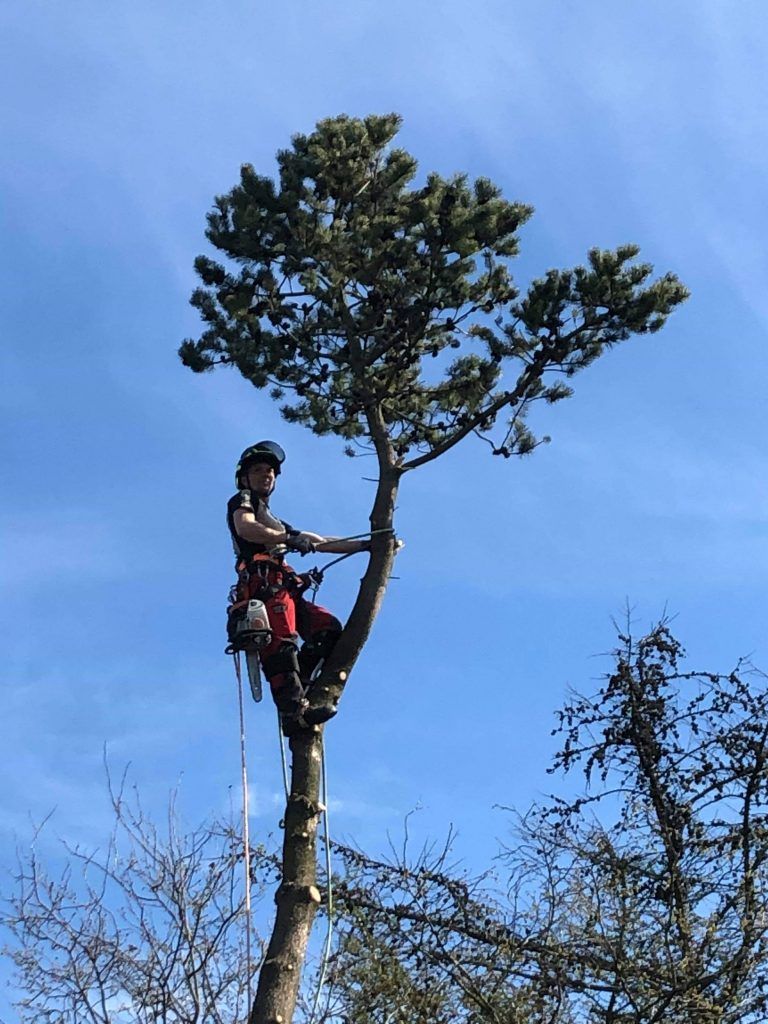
[309,736,334,1023]
[277,711,290,803]
[233,652,253,1019]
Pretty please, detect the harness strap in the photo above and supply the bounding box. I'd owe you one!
[234,554,313,598]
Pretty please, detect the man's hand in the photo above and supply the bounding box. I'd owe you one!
[286,530,324,555]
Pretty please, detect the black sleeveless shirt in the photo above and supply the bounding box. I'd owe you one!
[226,489,296,563]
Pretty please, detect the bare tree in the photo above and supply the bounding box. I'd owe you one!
[325,624,768,1024]
[180,112,688,1023]
[9,625,768,1024]
[2,770,279,1024]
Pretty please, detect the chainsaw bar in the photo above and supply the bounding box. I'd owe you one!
[245,651,263,703]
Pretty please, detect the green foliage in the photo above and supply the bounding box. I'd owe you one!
[180,114,688,466]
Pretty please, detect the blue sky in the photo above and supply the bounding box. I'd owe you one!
[2,0,768,1005]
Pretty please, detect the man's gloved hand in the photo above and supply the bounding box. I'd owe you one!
[298,568,323,589]
[286,530,317,556]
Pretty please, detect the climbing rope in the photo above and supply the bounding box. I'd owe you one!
[318,527,394,546]
[234,661,334,1023]
[232,651,254,1016]
[277,711,290,803]
[309,738,334,1023]
[304,528,396,602]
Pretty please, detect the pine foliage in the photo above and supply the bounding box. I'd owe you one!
[180,114,688,466]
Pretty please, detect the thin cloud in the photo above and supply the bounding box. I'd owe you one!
[0,510,131,585]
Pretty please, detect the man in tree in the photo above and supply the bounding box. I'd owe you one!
[227,440,367,731]
[179,113,690,1024]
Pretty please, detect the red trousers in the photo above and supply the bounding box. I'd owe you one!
[239,561,341,710]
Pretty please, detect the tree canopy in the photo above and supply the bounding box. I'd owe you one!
[180,113,688,469]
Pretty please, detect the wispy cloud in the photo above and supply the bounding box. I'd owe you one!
[0,509,131,584]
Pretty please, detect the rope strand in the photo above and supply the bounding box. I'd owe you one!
[233,652,253,1018]
[309,736,335,1023]
[277,711,290,803]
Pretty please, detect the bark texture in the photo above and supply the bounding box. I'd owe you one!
[249,731,324,1024]
[249,461,401,1023]
[307,464,401,721]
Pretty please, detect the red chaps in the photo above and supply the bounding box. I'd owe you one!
[230,559,341,713]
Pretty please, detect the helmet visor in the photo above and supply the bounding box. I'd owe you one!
[252,440,286,465]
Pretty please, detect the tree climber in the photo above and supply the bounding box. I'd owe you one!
[226,441,368,733]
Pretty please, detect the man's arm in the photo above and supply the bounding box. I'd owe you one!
[233,507,371,555]
[313,537,370,554]
[233,508,290,546]
[233,510,327,550]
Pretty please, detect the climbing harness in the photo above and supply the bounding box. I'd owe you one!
[225,553,307,702]
[225,529,395,699]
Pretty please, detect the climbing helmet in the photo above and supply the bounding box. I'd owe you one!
[235,440,286,486]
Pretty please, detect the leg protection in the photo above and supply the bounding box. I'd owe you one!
[298,628,342,683]
[261,640,305,714]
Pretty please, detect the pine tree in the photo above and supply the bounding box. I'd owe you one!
[180,113,688,1024]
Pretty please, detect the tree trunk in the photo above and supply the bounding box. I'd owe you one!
[305,462,402,720]
[249,461,401,1023]
[249,728,324,1024]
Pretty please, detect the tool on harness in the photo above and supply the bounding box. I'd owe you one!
[225,599,272,702]
[227,598,272,651]
[225,554,314,708]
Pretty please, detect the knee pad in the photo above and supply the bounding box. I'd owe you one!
[262,641,305,714]
[299,628,341,680]
[261,641,300,682]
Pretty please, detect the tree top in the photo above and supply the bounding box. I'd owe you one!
[180,113,689,471]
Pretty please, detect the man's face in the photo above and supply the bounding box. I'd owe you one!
[245,460,276,497]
